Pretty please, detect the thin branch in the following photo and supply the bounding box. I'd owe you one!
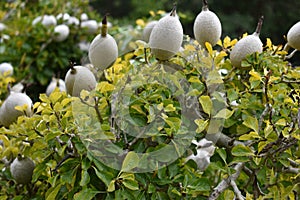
[230,180,245,200]
[208,162,245,200]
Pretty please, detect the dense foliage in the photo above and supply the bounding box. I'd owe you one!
[0,0,300,199]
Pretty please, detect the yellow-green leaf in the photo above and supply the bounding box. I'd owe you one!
[164,104,176,112]
[214,51,228,65]
[239,131,261,140]
[97,81,115,93]
[199,95,212,116]
[249,69,262,81]
[213,109,234,119]
[232,144,254,157]
[194,119,208,133]
[107,180,115,192]
[205,42,213,56]
[121,151,139,172]
[275,118,286,126]
[243,116,259,133]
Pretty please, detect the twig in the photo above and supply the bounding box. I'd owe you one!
[230,180,245,200]
[208,162,245,200]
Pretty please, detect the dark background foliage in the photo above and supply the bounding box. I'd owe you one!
[90,0,300,63]
[90,0,300,43]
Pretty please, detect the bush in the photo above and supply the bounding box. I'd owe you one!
[0,0,300,199]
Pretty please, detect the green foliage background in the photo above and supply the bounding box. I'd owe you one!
[0,0,300,200]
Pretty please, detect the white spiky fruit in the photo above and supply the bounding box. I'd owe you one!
[230,17,264,68]
[0,62,13,76]
[46,78,66,96]
[65,65,97,97]
[287,21,300,50]
[88,16,118,71]
[81,20,98,34]
[53,24,70,42]
[143,20,158,43]
[10,156,35,184]
[149,7,183,60]
[0,92,33,127]
[193,1,222,47]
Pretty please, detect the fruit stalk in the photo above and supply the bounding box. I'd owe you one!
[255,16,264,36]
[170,3,177,16]
[202,0,209,11]
[101,15,108,37]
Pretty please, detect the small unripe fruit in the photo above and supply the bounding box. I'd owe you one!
[0,91,33,127]
[0,62,13,76]
[65,65,97,97]
[88,16,118,71]
[0,23,6,32]
[287,21,300,50]
[32,15,57,27]
[81,13,88,21]
[81,20,98,34]
[142,20,158,43]
[193,0,222,47]
[10,156,35,184]
[46,77,66,96]
[67,16,80,26]
[230,16,264,68]
[149,6,183,60]
[56,13,70,22]
[53,24,70,42]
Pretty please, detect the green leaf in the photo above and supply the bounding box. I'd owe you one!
[93,166,114,187]
[243,116,259,133]
[80,170,90,186]
[206,70,223,85]
[232,145,254,157]
[199,95,212,116]
[213,109,234,119]
[223,189,235,200]
[46,183,62,200]
[121,151,139,172]
[74,188,99,200]
[107,180,116,192]
[217,148,227,164]
[122,179,139,190]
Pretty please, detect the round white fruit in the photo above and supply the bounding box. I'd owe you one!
[10,156,35,184]
[0,62,13,76]
[0,23,6,32]
[149,13,183,60]
[287,21,300,50]
[88,34,118,71]
[81,13,88,21]
[46,78,66,96]
[230,34,263,68]
[65,65,97,97]
[0,92,33,127]
[193,10,222,47]
[143,20,158,43]
[53,24,70,42]
[32,15,57,27]
[67,16,80,26]
[81,20,98,34]
[56,13,70,22]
